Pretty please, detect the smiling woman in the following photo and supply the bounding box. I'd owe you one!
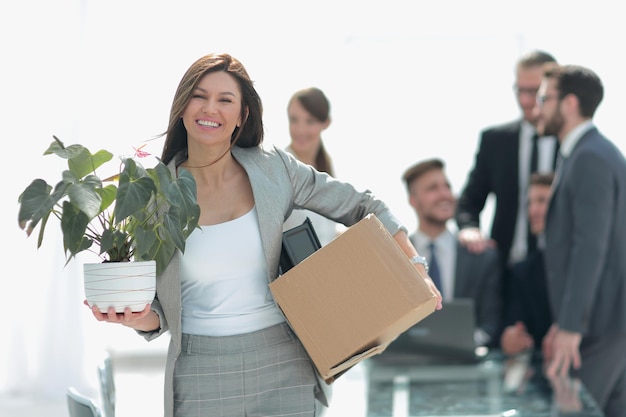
[176,72,249,172]
[4,1,626,414]
[79,52,438,417]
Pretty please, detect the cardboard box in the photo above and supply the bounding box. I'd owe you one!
[269,214,438,383]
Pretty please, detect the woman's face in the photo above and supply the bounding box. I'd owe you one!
[182,71,243,148]
[287,98,328,155]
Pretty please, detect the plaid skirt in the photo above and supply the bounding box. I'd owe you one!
[174,322,318,417]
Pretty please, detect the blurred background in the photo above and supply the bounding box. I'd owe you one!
[2,0,624,413]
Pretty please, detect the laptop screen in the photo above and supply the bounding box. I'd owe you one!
[380,298,481,362]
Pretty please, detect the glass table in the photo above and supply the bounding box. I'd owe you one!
[362,350,604,417]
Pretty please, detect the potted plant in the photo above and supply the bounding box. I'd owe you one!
[18,136,200,312]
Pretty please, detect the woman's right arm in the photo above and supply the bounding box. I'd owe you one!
[86,301,161,332]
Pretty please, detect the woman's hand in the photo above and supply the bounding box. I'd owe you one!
[410,261,443,310]
[84,300,159,331]
[392,229,443,311]
[422,273,443,310]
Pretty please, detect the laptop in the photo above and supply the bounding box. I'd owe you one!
[377,298,486,364]
[279,217,322,274]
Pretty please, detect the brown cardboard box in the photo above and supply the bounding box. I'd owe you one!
[269,214,438,383]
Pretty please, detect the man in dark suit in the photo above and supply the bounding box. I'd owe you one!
[537,64,626,417]
[500,173,554,356]
[455,50,559,272]
[403,159,502,347]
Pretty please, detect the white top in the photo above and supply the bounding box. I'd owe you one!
[180,207,284,336]
[510,121,558,265]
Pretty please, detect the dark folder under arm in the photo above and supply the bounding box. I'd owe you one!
[279,217,322,274]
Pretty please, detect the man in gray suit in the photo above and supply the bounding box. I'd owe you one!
[403,159,502,347]
[536,63,626,417]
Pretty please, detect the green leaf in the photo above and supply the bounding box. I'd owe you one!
[167,168,200,236]
[134,225,175,275]
[18,179,55,234]
[67,179,103,219]
[101,229,132,261]
[45,137,115,179]
[68,148,114,179]
[61,201,92,257]
[44,137,87,159]
[35,212,51,249]
[163,206,187,251]
[150,162,172,191]
[153,243,175,276]
[97,184,117,212]
[19,138,200,270]
[133,225,158,259]
[115,159,156,221]
[18,179,70,237]
[100,229,114,255]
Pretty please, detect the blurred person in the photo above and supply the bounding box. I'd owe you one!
[455,50,559,270]
[403,158,502,347]
[547,376,583,415]
[537,63,626,417]
[500,173,554,356]
[87,53,442,417]
[283,87,341,245]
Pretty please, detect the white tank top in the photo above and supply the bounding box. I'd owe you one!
[180,207,284,336]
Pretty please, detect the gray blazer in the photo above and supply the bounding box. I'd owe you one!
[139,145,406,417]
[544,127,626,337]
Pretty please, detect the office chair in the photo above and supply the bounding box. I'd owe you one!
[97,353,116,417]
[67,386,103,417]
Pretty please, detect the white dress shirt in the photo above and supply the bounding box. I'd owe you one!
[509,121,558,265]
[412,229,456,302]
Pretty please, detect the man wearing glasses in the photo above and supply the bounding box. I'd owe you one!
[536,64,626,417]
[455,50,559,319]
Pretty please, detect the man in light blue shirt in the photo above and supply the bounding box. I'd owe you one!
[403,159,503,347]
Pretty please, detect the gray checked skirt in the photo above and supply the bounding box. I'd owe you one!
[174,322,319,417]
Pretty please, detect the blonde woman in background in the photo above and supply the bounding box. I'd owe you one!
[283,87,341,245]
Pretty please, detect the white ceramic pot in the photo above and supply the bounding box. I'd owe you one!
[84,260,156,313]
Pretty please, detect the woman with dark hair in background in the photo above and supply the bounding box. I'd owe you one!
[283,87,340,245]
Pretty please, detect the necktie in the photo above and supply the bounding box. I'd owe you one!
[530,133,539,174]
[428,242,443,298]
[526,134,540,255]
